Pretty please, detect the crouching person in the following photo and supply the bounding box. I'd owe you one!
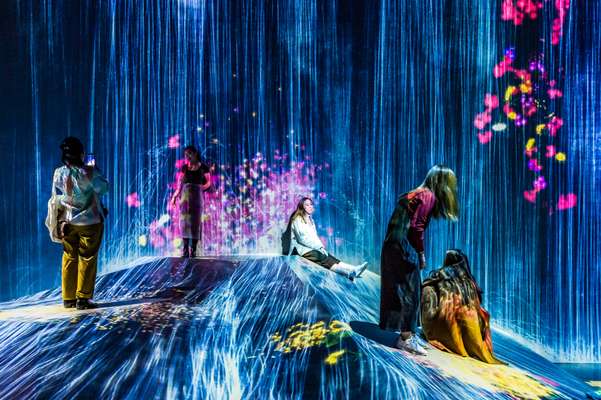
[421,249,502,364]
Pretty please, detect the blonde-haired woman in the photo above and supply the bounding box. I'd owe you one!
[287,197,367,280]
[380,165,459,355]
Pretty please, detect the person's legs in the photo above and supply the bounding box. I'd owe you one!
[76,223,103,300]
[335,261,368,278]
[182,238,190,257]
[302,251,366,280]
[61,226,80,305]
[188,186,202,258]
[190,239,199,257]
[380,241,405,330]
[395,249,426,355]
[397,263,421,334]
[379,240,426,354]
[395,332,427,355]
[302,251,353,280]
[301,250,337,268]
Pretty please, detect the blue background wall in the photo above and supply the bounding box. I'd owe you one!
[0,0,599,362]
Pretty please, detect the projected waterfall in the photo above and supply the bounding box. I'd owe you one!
[1,0,600,380]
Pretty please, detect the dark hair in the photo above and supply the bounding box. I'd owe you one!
[420,164,459,221]
[443,249,483,302]
[183,145,201,160]
[60,136,85,167]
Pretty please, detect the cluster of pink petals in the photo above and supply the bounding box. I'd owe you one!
[551,0,570,45]
[523,176,546,203]
[501,0,543,26]
[168,135,180,149]
[545,145,556,158]
[474,94,499,138]
[557,193,577,210]
[493,56,514,78]
[126,192,141,208]
[547,116,564,136]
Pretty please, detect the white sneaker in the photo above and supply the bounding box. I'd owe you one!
[353,262,368,278]
[330,263,356,281]
[395,334,427,356]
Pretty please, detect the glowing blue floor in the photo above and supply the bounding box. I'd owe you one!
[0,257,597,399]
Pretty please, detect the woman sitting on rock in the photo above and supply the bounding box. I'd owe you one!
[284,197,368,281]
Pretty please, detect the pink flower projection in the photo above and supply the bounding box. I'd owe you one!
[475,1,576,213]
[501,0,569,44]
[501,0,543,26]
[557,193,577,210]
[126,192,141,208]
[168,135,180,149]
[478,131,493,144]
[551,0,570,45]
[146,148,329,254]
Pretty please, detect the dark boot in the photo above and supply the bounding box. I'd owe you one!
[190,239,198,258]
[182,246,190,258]
[63,300,76,309]
[76,298,98,310]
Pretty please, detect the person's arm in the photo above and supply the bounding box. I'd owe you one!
[51,169,68,238]
[89,167,109,196]
[407,190,436,268]
[291,218,326,253]
[201,172,211,191]
[171,169,185,205]
[52,169,66,201]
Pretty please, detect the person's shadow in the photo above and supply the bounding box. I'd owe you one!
[87,297,168,310]
[349,321,398,348]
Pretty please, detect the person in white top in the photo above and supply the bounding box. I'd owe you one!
[284,197,367,280]
[46,137,109,310]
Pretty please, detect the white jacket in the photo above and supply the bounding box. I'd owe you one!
[291,216,325,256]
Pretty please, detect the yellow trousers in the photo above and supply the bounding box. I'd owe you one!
[61,223,104,300]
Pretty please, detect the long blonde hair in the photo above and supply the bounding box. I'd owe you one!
[421,165,459,221]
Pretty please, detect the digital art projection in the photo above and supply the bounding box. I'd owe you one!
[142,143,329,255]
[0,0,600,398]
[475,0,575,211]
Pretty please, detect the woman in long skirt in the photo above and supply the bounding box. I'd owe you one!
[380,165,459,355]
[171,145,211,257]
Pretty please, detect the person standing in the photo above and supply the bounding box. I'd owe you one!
[380,165,459,355]
[48,137,109,310]
[171,145,211,257]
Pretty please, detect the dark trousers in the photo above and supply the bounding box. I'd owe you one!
[301,250,340,269]
[379,239,421,333]
[183,238,199,251]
